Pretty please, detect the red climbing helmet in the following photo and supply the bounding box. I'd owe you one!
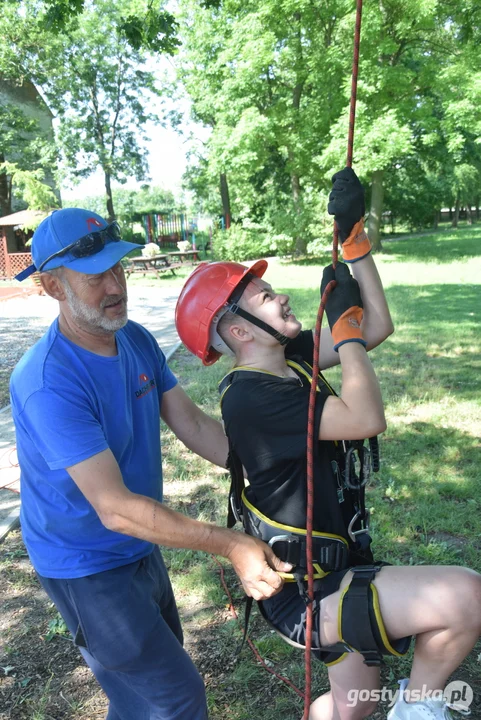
[175,260,268,365]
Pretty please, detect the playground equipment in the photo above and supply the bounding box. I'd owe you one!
[139,212,198,250]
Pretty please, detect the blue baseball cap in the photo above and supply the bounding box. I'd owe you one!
[15,208,143,281]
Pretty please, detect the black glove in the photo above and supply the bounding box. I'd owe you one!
[321,263,366,351]
[327,167,365,242]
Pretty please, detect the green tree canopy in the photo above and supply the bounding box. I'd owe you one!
[176,0,481,255]
[0,0,180,219]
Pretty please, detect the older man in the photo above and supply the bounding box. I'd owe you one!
[11,208,291,720]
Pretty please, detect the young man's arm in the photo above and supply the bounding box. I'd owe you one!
[319,167,393,370]
[319,253,393,370]
[319,342,386,440]
[67,449,291,601]
[317,262,386,441]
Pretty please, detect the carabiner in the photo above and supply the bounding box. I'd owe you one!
[348,509,371,543]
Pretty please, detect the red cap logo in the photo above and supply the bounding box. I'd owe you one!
[86,217,103,232]
[139,373,149,383]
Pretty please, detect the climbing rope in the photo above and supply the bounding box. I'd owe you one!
[303,1,364,717]
[208,2,364,714]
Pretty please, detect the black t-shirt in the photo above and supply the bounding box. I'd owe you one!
[221,330,350,539]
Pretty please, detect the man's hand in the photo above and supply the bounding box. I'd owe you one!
[327,167,371,262]
[321,263,366,352]
[226,534,293,601]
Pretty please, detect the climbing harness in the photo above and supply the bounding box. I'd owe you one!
[220,358,411,680]
[174,0,406,711]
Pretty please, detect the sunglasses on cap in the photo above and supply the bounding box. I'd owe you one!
[38,222,122,272]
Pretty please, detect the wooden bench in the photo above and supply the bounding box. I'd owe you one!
[165,250,201,265]
[124,255,183,279]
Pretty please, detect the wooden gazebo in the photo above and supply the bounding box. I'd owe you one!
[0,209,47,279]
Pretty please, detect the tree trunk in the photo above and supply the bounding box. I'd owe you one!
[452,193,460,228]
[220,173,231,229]
[367,169,384,252]
[433,210,439,229]
[291,171,306,255]
[104,171,115,222]
[290,13,306,257]
[466,204,472,225]
[0,153,11,217]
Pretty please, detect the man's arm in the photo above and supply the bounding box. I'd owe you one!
[67,448,291,601]
[160,384,228,468]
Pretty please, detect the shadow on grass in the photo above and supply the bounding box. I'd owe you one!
[287,283,479,404]
[369,417,481,573]
[378,225,481,263]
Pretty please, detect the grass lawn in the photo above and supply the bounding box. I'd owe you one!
[1,224,480,719]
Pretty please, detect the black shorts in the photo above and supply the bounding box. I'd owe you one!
[259,566,411,666]
[259,569,351,665]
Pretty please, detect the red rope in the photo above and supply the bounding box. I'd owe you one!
[303,2,363,717]
[209,4,364,714]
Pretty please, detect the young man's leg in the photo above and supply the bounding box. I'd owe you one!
[309,653,379,720]
[38,548,208,720]
[320,565,481,695]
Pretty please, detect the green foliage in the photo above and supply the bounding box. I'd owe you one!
[177,0,481,245]
[0,0,178,219]
[63,185,177,225]
[44,615,69,642]
[37,0,180,54]
[0,162,59,212]
[0,99,58,215]
[212,225,270,262]
[121,7,180,54]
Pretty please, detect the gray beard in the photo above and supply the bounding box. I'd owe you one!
[62,278,128,334]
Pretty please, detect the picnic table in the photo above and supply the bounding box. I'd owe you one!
[124,254,182,279]
[166,250,201,264]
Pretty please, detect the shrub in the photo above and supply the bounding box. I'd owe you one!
[212,225,270,262]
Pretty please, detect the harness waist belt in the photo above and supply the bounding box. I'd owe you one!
[242,492,350,574]
[268,534,349,572]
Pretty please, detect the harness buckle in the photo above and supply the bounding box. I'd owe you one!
[358,649,382,667]
[318,542,349,572]
[268,535,301,565]
[348,509,371,543]
[229,492,243,525]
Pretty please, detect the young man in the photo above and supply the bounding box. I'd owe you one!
[175,168,481,720]
[11,208,293,720]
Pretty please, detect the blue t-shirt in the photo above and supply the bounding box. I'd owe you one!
[10,319,177,579]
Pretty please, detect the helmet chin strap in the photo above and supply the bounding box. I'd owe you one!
[228,303,290,346]
[227,273,290,347]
